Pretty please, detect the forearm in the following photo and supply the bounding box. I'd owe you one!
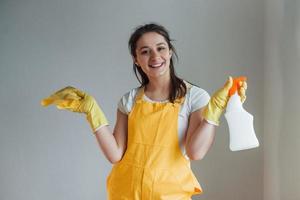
[41,86,126,163]
[94,126,124,164]
[186,120,216,160]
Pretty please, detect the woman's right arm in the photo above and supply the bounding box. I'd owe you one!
[41,86,128,164]
[94,109,128,164]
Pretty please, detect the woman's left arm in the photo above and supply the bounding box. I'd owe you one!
[185,77,247,160]
[185,108,216,160]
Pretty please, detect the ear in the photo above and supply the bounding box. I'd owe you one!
[169,49,173,57]
[132,56,139,66]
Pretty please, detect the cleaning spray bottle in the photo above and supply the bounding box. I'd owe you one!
[224,76,259,151]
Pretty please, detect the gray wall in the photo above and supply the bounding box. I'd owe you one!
[264,0,300,199]
[1,0,265,199]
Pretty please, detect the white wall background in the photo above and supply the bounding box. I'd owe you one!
[0,0,297,199]
[264,0,300,200]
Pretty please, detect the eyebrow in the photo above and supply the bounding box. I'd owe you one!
[139,42,167,50]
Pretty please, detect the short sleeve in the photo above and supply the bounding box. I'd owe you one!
[117,88,138,115]
[190,86,210,113]
[117,95,128,114]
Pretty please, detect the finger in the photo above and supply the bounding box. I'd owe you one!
[56,104,65,110]
[240,96,247,103]
[41,86,76,106]
[54,87,78,97]
[51,87,82,101]
[239,81,247,89]
[238,87,247,103]
[238,81,247,93]
[56,99,80,111]
[223,76,233,90]
[73,88,86,98]
[238,86,246,96]
[238,82,247,95]
[40,92,78,106]
[52,87,83,101]
[240,94,247,103]
[242,81,247,90]
[40,97,55,106]
[64,93,82,101]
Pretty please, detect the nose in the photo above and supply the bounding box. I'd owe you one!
[150,49,160,60]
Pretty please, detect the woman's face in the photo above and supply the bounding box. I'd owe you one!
[134,32,172,80]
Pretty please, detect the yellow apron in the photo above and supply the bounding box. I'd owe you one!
[107,86,202,200]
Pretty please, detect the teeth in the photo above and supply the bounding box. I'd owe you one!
[153,63,161,66]
[150,63,163,67]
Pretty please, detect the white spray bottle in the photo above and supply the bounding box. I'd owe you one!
[224,76,259,151]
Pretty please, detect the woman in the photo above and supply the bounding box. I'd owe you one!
[41,23,247,199]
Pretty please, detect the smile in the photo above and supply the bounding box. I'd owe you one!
[149,62,164,68]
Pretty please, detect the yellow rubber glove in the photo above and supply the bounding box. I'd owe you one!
[202,77,247,125]
[41,86,109,133]
[238,81,247,103]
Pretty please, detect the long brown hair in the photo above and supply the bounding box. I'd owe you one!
[128,23,187,103]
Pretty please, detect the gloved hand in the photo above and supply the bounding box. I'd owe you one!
[41,86,109,133]
[202,76,247,125]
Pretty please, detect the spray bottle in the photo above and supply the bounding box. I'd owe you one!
[224,76,259,151]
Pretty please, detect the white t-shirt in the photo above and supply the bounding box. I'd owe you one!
[117,82,210,159]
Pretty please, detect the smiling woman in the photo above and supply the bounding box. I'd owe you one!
[41,23,247,200]
[135,32,172,80]
[128,23,185,103]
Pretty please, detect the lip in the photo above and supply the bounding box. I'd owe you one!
[149,62,165,68]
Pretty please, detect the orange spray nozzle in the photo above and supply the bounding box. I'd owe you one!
[228,76,247,97]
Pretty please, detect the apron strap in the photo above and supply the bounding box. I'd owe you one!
[134,83,188,105]
[134,86,145,104]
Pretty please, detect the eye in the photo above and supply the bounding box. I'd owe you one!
[158,46,166,51]
[141,49,149,55]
